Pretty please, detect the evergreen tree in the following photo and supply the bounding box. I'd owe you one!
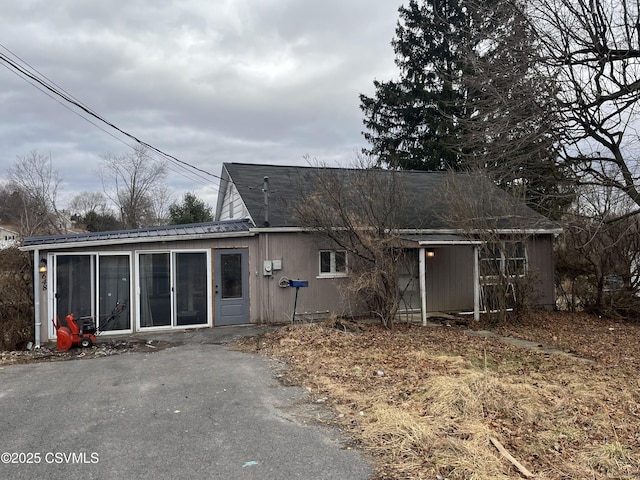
[360,0,469,170]
[453,1,574,219]
[360,0,573,218]
[83,210,122,232]
[168,192,213,225]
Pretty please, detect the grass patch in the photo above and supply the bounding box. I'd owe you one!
[234,314,640,479]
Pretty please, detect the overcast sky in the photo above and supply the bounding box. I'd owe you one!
[0,1,404,209]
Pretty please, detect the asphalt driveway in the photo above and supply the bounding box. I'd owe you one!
[0,332,372,480]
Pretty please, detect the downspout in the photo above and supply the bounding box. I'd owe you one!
[419,247,427,326]
[33,249,41,348]
[264,231,270,322]
[473,245,480,321]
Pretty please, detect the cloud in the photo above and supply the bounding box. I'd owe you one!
[0,0,403,209]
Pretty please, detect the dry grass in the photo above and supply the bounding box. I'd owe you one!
[234,313,640,479]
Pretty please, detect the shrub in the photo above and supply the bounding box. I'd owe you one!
[0,248,34,350]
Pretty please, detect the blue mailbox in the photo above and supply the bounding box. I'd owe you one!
[289,279,308,322]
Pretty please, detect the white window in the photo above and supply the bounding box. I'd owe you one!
[480,241,527,279]
[479,241,527,311]
[319,250,347,277]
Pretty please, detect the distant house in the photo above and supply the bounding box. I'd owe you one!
[21,163,561,346]
[0,225,19,249]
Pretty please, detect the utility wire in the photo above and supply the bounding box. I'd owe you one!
[0,58,214,191]
[0,50,219,181]
[0,45,260,192]
[0,57,212,189]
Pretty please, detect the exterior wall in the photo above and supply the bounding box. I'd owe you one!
[400,236,557,315]
[32,230,558,344]
[0,226,19,249]
[526,234,556,310]
[0,226,19,241]
[218,182,249,221]
[33,231,361,342]
[250,232,367,322]
[35,236,260,342]
[426,245,476,312]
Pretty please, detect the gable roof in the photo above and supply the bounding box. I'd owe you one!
[0,225,19,235]
[218,162,560,232]
[21,219,253,250]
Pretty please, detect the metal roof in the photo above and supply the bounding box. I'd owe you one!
[21,219,253,250]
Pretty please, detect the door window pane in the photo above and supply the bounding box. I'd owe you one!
[139,253,171,327]
[175,252,208,325]
[55,255,93,327]
[221,254,242,299]
[98,255,131,331]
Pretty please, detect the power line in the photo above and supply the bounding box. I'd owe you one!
[0,44,259,193]
[0,56,215,191]
[0,57,212,188]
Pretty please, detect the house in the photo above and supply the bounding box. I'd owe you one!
[21,163,561,347]
[0,225,19,249]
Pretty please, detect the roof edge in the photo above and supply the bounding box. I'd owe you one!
[20,219,254,251]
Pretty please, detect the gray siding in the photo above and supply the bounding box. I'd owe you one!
[526,235,556,310]
[34,230,558,342]
[249,232,366,323]
[36,236,259,341]
[426,245,475,312]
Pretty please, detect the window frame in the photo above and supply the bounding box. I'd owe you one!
[136,248,212,330]
[49,252,134,339]
[479,241,527,283]
[318,249,348,278]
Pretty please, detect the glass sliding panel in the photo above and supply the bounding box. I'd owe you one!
[55,255,93,328]
[139,253,171,327]
[221,253,242,299]
[175,252,208,326]
[98,255,131,331]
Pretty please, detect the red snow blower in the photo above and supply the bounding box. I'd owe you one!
[52,302,126,351]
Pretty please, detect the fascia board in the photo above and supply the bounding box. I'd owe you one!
[19,231,257,252]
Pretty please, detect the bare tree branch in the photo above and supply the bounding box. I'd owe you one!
[97,145,168,229]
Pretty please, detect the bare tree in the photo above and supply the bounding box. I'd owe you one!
[527,0,640,213]
[556,183,640,317]
[5,151,64,236]
[98,146,168,229]
[146,184,173,226]
[68,191,110,218]
[441,171,547,321]
[68,191,122,232]
[450,0,574,220]
[288,158,415,328]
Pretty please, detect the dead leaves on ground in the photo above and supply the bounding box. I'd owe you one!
[487,311,640,370]
[235,313,640,479]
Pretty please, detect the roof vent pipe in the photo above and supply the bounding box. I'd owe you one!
[263,176,270,227]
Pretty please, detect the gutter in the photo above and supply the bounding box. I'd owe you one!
[396,228,564,236]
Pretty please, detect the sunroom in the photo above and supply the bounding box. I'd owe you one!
[22,219,254,347]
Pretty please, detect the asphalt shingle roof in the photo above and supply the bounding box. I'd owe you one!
[222,163,560,231]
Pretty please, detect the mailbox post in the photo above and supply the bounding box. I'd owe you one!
[288,279,308,322]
